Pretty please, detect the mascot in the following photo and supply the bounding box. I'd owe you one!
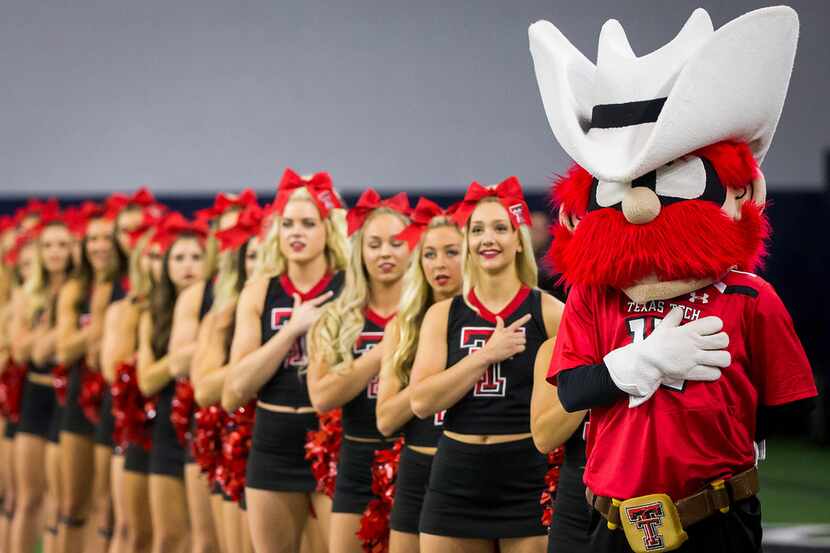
[529,7,817,553]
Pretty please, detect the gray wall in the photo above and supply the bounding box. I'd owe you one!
[0,0,827,198]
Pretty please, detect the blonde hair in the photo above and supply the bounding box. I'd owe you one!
[23,223,72,324]
[387,217,460,387]
[461,197,537,307]
[212,249,240,312]
[309,207,408,375]
[257,187,349,279]
[128,232,154,302]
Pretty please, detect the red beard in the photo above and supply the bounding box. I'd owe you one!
[548,200,769,290]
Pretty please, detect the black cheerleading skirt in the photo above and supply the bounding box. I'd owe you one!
[332,438,394,514]
[390,446,435,534]
[246,408,318,493]
[18,379,56,440]
[3,420,17,439]
[124,444,150,474]
[61,367,95,437]
[149,383,186,479]
[49,406,63,443]
[548,460,590,552]
[94,388,115,448]
[419,435,548,539]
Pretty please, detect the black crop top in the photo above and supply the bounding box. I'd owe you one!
[257,272,345,407]
[443,287,547,435]
[341,309,392,439]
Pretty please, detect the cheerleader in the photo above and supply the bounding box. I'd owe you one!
[88,191,151,553]
[409,178,563,553]
[530,339,588,553]
[9,215,74,553]
[223,170,347,553]
[0,228,37,552]
[374,198,462,553]
[116,225,167,553]
[136,215,206,553]
[56,202,127,553]
[172,191,252,553]
[192,203,263,553]
[308,188,412,553]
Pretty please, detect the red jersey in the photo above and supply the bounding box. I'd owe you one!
[548,270,816,500]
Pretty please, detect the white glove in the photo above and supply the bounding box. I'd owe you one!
[604,307,730,407]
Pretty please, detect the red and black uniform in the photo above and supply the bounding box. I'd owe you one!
[61,280,125,437]
[549,271,817,551]
[245,272,344,493]
[148,280,213,480]
[331,308,395,514]
[181,279,214,465]
[94,278,129,450]
[18,306,60,443]
[388,375,446,534]
[419,286,550,539]
[547,418,589,553]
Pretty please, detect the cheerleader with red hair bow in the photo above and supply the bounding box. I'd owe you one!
[55,199,130,553]
[0,217,38,553]
[362,197,463,553]
[133,213,207,553]
[95,192,165,553]
[408,178,564,552]
[5,209,73,553]
[166,190,254,553]
[306,187,412,553]
[218,169,349,553]
[190,201,265,553]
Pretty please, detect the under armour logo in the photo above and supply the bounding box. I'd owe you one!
[688,292,709,304]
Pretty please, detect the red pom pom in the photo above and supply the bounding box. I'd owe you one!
[193,405,229,486]
[219,401,255,502]
[52,364,69,406]
[357,439,403,553]
[111,362,155,451]
[540,446,565,527]
[171,379,195,448]
[304,409,343,499]
[78,367,105,425]
[0,362,26,422]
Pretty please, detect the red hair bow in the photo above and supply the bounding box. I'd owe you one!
[126,209,166,248]
[15,198,60,225]
[346,188,412,236]
[107,187,157,213]
[0,215,14,234]
[215,203,264,252]
[394,197,459,250]
[150,213,209,252]
[273,168,342,219]
[4,230,36,265]
[196,189,258,222]
[451,176,530,229]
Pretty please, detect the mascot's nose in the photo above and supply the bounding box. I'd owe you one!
[622,187,661,224]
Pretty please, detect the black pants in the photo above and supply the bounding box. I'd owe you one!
[587,496,762,553]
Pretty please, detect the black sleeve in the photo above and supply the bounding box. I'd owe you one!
[557,363,627,412]
[755,397,816,441]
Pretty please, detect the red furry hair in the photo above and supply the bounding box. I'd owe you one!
[547,140,769,289]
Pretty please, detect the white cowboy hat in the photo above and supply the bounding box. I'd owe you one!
[528,7,798,183]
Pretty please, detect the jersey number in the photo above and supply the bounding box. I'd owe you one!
[626,317,684,392]
[474,364,507,397]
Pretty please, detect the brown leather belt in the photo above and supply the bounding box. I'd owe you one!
[587,467,759,529]
[27,372,53,387]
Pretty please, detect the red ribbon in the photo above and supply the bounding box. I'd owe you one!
[196,188,258,222]
[451,176,530,229]
[15,198,60,225]
[4,230,36,265]
[150,212,209,252]
[214,203,264,252]
[106,187,157,213]
[273,168,342,219]
[394,197,461,250]
[0,215,15,234]
[346,189,412,236]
